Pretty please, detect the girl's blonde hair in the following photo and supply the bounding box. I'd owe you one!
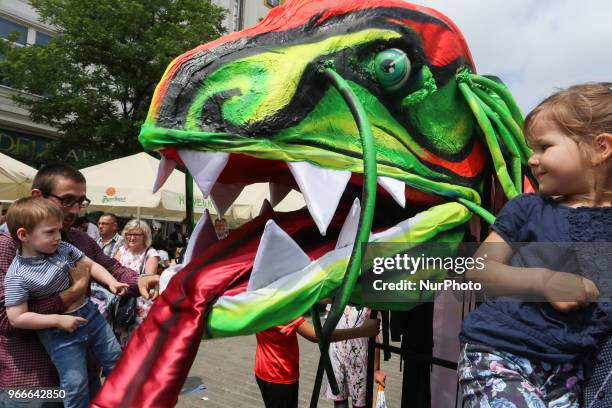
[524,82,612,200]
[122,219,152,247]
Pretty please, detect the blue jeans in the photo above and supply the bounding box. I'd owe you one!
[38,300,121,408]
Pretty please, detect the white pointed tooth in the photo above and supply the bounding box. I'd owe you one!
[210,183,245,217]
[182,210,218,264]
[248,220,310,291]
[378,176,406,208]
[259,198,274,216]
[287,161,351,236]
[153,155,177,193]
[335,198,361,249]
[269,183,292,207]
[178,149,229,198]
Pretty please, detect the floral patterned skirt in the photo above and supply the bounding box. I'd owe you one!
[459,343,583,408]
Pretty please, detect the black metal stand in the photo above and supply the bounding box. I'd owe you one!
[364,305,459,408]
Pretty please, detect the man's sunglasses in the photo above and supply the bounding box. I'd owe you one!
[45,193,91,208]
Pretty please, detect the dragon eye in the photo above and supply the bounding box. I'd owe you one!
[374,48,411,91]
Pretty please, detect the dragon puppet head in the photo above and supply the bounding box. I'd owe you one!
[94,1,531,407]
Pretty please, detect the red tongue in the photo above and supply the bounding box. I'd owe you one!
[197,205,345,297]
[92,206,344,408]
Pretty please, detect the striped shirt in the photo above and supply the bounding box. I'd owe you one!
[4,241,84,307]
[96,233,124,258]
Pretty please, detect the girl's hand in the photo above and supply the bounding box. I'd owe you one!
[374,370,386,387]
[109,281,130,296]
[56,315,87,333]
[542,270,600,311]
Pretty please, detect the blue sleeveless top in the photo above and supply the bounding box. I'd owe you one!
[460,193,612,363]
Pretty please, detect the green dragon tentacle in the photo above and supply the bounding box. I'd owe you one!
[469,87,523,191]
[458,81,519,199]
[311,64,378,406]
[470,86,528,165]
[467,74,524,128]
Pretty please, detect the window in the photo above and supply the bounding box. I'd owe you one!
[35,31,51,45]
[0,16,27,45]
[264,0,285,8]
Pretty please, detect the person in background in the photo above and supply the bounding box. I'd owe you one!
[114,219,160,347]
[255,316,380,408]
[96,213,123,258]
[75,216,89,233]
[214,218,228,239]
[0,209,8,233]
[153,238,170,271]
[92,212,125,321]
[75,216,100,241]
[324,306,386,408]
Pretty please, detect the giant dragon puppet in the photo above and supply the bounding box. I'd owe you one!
[93,1,532,406]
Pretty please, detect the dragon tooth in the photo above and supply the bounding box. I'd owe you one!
[177,149,229,198]
[182,210,218,264]
[269,183,292,207]
[248,220,310,292]
[259,198,274,216]
[378,176,406,208]
[287,161,351,236]
[152,155,177,193]
[335,198,361,249]
[210,183,246,217]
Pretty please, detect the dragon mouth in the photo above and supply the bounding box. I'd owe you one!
[154,148,469,337]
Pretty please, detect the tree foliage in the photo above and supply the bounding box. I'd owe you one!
[0,0,226,166]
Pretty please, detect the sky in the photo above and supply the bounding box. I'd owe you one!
[409,0,612,113]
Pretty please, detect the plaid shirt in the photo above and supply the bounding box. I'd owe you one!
[0,229,138,388]
[96,233,124,258]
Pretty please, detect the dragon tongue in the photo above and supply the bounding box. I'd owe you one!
[178,149,229,198]
[287,161,351,237]
[152,155,177,193]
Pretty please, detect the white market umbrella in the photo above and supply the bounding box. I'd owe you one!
[80,152,216,220]
[224,183,305,220]
[0,152,37,201]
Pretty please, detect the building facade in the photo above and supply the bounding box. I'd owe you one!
[0,0,62,164]
[0,0,275,166]
[211,0,276,33]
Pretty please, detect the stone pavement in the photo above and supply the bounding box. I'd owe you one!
[177,334,405,408]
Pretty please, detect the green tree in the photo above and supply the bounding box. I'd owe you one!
[0,0,226,166]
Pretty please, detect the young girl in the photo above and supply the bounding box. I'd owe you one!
[458,82,612,407]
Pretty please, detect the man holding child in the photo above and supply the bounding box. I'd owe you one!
[0,164,159,407]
